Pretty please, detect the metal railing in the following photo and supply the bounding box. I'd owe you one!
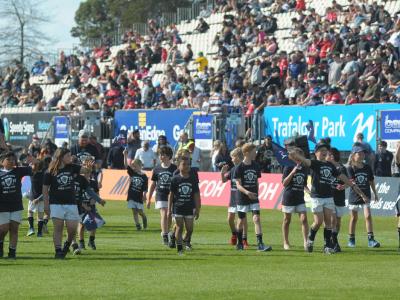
[82,0,217,47]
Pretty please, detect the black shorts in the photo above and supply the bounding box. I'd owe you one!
[396,198,400,217]
[173,206,194,217]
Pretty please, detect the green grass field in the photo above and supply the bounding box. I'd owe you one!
[1,201,399,300]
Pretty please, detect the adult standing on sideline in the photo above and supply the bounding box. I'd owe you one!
[374,141,393,177]
[107,135,126,169]
[70,131,100,165]
[353,133,374,169]
[135,141,157,171]
[127,129,141,165]
[89,134,105,166]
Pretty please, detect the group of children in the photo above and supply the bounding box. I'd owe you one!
[219,142,398,254]
[123,146,201,255]
[0,139,399,259]
[0,149,105,259]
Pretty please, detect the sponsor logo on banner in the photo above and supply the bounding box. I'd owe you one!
[100,170,284,210]
[115,109,197,146]
[380,110,400,152]
[193,114,213,150]
[265,104,399,150]
[3,117,10,141]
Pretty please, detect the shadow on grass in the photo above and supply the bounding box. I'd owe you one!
[0,256,205,262]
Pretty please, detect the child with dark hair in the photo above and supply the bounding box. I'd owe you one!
[168,156,201,255]
[148,146,177,245]
[27,159,46,237]
[0,152,33,259]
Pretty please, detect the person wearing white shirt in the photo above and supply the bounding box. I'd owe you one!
[189,142,202,171]
[134,141,156,171]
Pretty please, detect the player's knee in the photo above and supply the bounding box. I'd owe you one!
[252,214,260,223]
[238,211,246,219]
[283,216,291,225]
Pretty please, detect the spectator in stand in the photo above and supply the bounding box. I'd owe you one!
[183,44,193,64]
[134,140,156,171]
[194,18,210,33]
[194,52,208,72]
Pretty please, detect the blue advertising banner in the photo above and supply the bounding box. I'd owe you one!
[54,116,68,139]
[193,114,213,150]
[380,110,400,140]
[264,104,399,151]
[114,109,197,146]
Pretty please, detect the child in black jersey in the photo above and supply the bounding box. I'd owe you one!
[327,147,347,252]
[124,150,148,230]
[79,166,106,251]
[290,143,367,254]
[283,147,309,251]
[0,152,33,259]
[396,183,400,251]
[234,143,272,252]
[168,156,201,255]
[148,146,177,245]
[347,146,380,248]
[167,149,200,248]
[43,148,82,259]
[27,159,46,237]
[221,147,249,248]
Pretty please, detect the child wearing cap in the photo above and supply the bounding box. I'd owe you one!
[347,146,380,248]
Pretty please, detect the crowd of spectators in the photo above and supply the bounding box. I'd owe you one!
[1,0,400,120]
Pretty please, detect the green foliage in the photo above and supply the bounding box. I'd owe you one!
[1,202,399,299]
[71,0,189,43]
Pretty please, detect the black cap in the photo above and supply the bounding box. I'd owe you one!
[314,143,330,152]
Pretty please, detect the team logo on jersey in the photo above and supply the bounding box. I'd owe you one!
[322,169,331,178]
[132,177,142,187]
[4,177,13,187]
[60,175,69,185]
[356,175,366,184]
[244,171,256,181]
[294,175,304,185]
[179,184,191,195]
[160,173,170,184]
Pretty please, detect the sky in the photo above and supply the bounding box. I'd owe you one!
[42,0,82,51]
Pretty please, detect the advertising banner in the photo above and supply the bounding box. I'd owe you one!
[264,104,399,151]
[380,110,400,152]
[114,109,197,147]
[54,116,69,147]
[100,170,284,210]
[1,113,52,145]
[1,110,101,147]
[192,114,213,150]
[99,170,398,216]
